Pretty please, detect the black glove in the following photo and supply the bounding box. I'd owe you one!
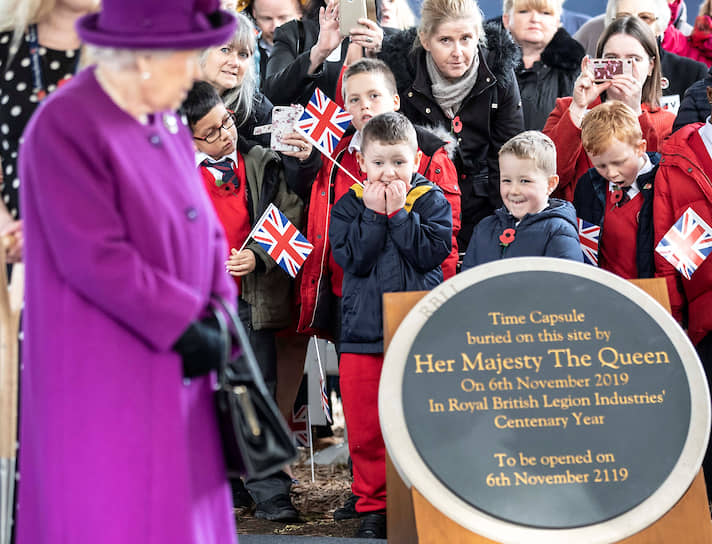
[173,314,226,378]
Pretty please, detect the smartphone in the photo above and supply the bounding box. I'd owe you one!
[339,0,368,37]
[591,58,633,82]
[271,105,304,152]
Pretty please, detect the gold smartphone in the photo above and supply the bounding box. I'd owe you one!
[339,0,368,36]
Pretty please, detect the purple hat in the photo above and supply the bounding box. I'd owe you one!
[76,0,237,49]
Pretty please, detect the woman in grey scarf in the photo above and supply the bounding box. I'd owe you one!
[380,0,524,250]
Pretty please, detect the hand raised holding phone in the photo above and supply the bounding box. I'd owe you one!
[568,56,613,127]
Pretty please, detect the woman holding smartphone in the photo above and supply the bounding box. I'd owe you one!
[543,16,674,201]
[263,0,385,106]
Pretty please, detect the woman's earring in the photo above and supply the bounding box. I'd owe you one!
[141,72,152,80]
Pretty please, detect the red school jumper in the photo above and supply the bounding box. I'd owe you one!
[198,155,251,292]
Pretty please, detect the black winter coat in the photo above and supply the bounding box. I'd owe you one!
[660,47,708,107]
[672,65,712,132]
[572,153,660,278]
[228,90,273,148]
[379,23,524,249]
[263,18,350,106]
[461,198,582,270]
[515,27,584,131]
[330,174,452,353]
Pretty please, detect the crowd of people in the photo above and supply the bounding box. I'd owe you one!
[2,0,712,542]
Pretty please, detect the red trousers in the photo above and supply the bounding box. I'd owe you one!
[339,352,386,513]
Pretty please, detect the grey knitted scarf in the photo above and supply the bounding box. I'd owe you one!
[425,50,480,119]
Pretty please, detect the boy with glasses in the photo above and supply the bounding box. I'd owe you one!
[181,81,320,523]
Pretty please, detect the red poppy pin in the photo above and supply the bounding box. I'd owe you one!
[499,228,516,247]
[452,116,463,134]
[611,189,623,205]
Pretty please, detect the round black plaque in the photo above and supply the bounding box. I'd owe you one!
[380,258,710,544]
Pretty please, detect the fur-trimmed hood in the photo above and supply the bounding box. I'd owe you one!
[378,22,520,93]
[538,27,585,72]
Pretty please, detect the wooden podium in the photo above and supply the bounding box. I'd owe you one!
[382,279,712,544]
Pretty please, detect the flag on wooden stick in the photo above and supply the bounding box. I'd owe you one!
[296,88,352,157]
[249,204,313,278]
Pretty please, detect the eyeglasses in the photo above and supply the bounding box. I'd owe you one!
[616,11,658,25]
[193,114,235,144]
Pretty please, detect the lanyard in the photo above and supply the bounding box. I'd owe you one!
[27,24,80,101]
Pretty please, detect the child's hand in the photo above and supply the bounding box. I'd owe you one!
[385,179,407,215]
[226,248,256,277]
[363,181,387,214]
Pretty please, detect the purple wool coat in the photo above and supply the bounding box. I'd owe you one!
[16,67,238,544]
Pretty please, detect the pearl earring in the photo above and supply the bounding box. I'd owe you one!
[141,72,151,80]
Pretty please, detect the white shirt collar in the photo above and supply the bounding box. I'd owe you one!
[698,118,712,159]
[348,130,362,154]
[195,149,238,167]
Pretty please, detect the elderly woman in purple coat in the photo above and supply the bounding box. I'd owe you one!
[16,1,241,542]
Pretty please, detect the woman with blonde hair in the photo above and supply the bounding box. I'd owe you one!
[16,0,242,542]
[200,11,273,146]
[502,0,585,130]
[379,0,524,249]
[0,0,99,262]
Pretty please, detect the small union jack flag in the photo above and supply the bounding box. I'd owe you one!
[296,88,352,156]
[319,376,332,425]
[656,207,712,280]
[251,204,313,278]
[288,404,309,447]
[577,218,601,266]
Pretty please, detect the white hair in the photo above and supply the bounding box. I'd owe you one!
[200,12,258,127]
[604,0,670,37]
[84,45,173,71]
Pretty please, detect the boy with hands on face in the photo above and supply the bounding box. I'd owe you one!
[297,58,460,344]
[328,112,452,539]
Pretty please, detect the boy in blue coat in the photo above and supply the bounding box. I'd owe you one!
[575,101,660,279]
[329,112,452,538]
[462,131,582,270]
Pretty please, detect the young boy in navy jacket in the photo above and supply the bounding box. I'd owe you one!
[462,131,582,270]
[329,112,452,538]
[298,58,460,343]
[575,101,660,279]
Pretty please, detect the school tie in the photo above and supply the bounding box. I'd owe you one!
[202,158,238,188]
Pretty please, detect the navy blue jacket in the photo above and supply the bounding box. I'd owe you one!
[330,174,452,353]
[461,198,582,270]
[572,152,659,278]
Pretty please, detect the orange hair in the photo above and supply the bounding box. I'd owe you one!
[581,101,643,156]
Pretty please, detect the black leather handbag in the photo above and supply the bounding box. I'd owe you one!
[211,295,297,480]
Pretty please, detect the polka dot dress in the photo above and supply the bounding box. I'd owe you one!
[0,30,80,218]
